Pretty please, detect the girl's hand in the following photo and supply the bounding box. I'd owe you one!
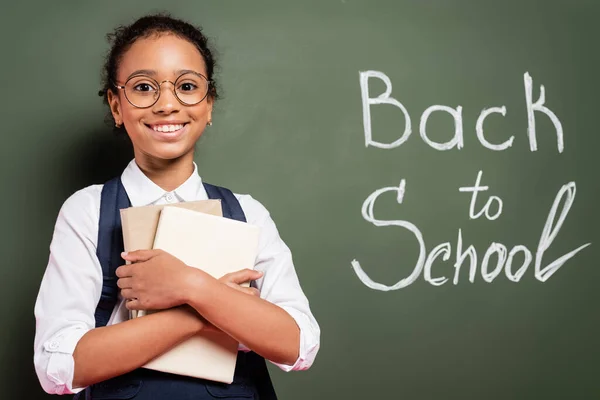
[218,269,263,297]
[116,249,198,311]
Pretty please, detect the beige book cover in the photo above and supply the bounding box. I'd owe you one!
[120,199,223,253]
[120,200,223,320]
[143,206,260,384]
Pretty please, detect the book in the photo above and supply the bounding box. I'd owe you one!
[120,200,223,254]
[119,200,223,319]
[122,204,261,383]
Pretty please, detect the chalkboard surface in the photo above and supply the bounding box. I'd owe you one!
[1,1,598,399]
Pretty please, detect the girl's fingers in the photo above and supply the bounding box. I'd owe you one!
[120,288,135,300]
[125,299,141,310]
[121,249,161,263]
[115,264,133,278]
[117,277,132,289]
[222,269,263,285]
[225,282,260,297]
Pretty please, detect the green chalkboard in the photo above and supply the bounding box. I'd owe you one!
[1,1,598,399]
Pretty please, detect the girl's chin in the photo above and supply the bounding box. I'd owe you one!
[133,141,195,161]
[149,145,194,160]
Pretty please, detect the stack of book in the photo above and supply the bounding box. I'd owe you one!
[120,200,260,383]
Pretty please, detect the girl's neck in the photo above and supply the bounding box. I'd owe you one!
[134,151,196,192]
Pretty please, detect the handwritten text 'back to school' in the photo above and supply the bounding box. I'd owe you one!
[351,71,590,291]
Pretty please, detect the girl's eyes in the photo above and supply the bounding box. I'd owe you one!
[127,78,202,95]
[178,82,198,92]
[133,83,157,92]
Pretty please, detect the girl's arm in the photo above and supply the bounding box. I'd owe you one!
[34,188,216,395]
[186,269,301,366]
[118,195,320,370]
[71,306,207,389]
[119,251,300,366]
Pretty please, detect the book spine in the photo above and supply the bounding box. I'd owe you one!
[152,208,169,249]
[120,209,140,319]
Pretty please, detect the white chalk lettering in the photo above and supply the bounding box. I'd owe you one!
[505,245,532,282]
[352,181,590,290]
[359,70,412,149]
[424,242,451,286]
[524,72,564,153]
[351,180,426,291]
[419,105,464,150]
[535,182,591,281]
[459,170,503,220]
[357,70,566,153]
[353,70,589,291]
[481,243,508,282]
[453,229,478,284]
[476,106,513,151]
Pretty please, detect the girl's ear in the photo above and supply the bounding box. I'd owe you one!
[206,97,214,125]
[107,89,123,126]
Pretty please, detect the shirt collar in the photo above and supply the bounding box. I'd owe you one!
[120,159,206,206]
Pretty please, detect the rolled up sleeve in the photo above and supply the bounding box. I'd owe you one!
[239,195,321,371]
[33,187,103,394]
[275,306,320,371]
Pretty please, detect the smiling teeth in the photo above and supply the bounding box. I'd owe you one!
[153,124,184,132]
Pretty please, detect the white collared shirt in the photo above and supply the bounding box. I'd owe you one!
[33,159,320,395]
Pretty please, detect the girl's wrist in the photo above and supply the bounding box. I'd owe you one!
[179,267,211,306]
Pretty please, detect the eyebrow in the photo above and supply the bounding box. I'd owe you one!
[126,69,204,80]
[127,69,157,79]
[176,69,203,76]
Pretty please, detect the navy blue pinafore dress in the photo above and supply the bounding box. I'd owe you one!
[74,177,277,400]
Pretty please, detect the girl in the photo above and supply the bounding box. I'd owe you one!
[33,13,320,400]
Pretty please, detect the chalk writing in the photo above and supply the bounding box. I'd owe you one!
[353,70,589,290]
[351,180,590,289]
[459,170,503,221]
[359,70,563,152]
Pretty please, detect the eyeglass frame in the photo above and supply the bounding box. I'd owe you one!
[113,71,212,109]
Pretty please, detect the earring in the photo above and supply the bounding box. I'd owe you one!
[115,121,122,128]
[207,120,213,126]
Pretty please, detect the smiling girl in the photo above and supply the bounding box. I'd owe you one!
[33,13,320,400]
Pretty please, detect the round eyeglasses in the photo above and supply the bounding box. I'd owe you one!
[114,72,211,108]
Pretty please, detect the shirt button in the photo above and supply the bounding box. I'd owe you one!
[48,340,59,350]
[165,193,175,203]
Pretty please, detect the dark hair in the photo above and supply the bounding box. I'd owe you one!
[98,13,219,132]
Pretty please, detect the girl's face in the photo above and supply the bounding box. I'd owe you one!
[107,34,213,163]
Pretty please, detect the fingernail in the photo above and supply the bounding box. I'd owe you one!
[121,252,128,257]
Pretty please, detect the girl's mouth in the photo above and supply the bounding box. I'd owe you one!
[145,123,188,141]
[148,123,186,132]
